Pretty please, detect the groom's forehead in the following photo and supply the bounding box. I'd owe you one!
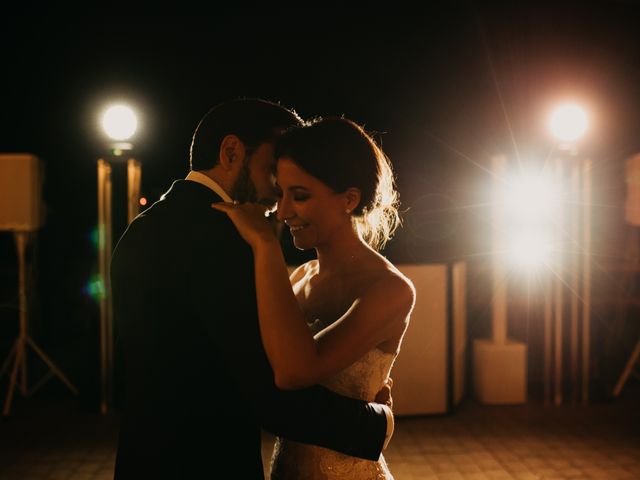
[248,142,277,168]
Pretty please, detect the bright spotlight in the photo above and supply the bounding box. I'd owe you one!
[494,169,560,271]
[548,104,588,142]
[507,231,553,270]
[102,104,138,141]
[497,171,560,221]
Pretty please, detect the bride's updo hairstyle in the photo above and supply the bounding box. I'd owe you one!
[275,116,401,251]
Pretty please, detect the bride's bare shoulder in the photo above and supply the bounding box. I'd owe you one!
[366,257,416,310]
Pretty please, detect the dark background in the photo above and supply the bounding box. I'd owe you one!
[2,3,639,408]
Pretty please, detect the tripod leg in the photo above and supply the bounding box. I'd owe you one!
[19,336,27,396]
[612,338,640,397]
[26,337,78,395]
[0,341,17,378]
[3,343,23,416]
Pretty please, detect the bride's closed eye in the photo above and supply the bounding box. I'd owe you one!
[290,187,311,202]
[276,185,311,202]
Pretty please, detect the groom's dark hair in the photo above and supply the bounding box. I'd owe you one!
[190,98,303,171]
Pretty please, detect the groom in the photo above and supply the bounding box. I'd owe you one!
[111,98,392,478]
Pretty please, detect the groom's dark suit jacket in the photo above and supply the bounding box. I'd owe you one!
[111,179,387,478]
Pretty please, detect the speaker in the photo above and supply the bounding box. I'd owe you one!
[0,153,44,231]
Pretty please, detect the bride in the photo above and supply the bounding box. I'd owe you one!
[213,116,415,479]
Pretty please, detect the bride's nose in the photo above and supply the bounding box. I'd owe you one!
[276,195,294,222]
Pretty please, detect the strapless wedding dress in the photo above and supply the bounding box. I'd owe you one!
[270,320,397,479]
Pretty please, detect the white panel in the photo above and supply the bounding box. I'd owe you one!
[392,264,448,415]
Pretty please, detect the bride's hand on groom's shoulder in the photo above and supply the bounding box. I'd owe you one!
[211,201,279,249]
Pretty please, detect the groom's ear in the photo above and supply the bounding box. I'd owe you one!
[219,135,246,172]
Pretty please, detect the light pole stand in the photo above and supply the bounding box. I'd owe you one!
[97,155,141,414]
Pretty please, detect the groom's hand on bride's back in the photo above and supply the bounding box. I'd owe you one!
[374,377,393,410]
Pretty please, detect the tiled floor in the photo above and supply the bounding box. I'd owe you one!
[1,387,638,479]
[378,394,640,480]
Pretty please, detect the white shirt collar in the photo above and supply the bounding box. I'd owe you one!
[185,171,233,203]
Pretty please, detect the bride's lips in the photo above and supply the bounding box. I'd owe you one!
[288,224,309,232]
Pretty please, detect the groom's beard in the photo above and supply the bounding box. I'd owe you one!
[229,160,257,203]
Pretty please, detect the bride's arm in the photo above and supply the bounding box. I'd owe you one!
[253,240,414,390]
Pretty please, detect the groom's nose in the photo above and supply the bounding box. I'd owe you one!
[257,194,278,213]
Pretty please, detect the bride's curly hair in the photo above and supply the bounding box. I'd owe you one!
[274,116,401,251]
